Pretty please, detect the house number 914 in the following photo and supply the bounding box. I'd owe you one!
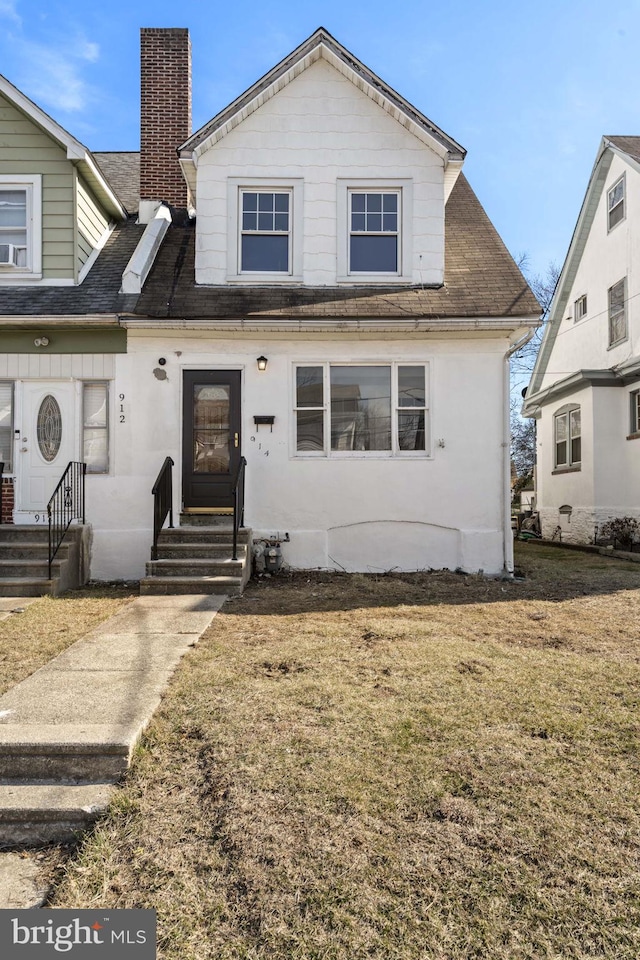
[119,393,126,424]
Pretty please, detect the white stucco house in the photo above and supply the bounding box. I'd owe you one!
[0,27,539,590]
[523,136,640,543]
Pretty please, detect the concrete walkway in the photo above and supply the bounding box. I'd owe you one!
[0,593,226,908]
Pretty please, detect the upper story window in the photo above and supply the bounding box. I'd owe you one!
[241,190,290,273]
[554,405,581,470]
[337,179,413,284]
[349,191,399,273]
[574,294,587,322]
[608,175,625,231]
[608,277,627,346]
[227,178,303,282]
[294,362,429,457]
[0,175,42,279]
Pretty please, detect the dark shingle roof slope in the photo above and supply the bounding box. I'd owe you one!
[134,174,540,320]
[93,152,140,214]
[1,219,144,317]
[606,136,640,163]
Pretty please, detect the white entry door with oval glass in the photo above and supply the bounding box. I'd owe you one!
[17,382,77,514]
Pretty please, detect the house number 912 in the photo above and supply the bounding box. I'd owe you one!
[119,393,126,424]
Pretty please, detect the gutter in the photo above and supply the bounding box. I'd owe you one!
[503,327,537,577]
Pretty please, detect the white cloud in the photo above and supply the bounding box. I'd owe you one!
[0,0,20,26]
[12,32,101,114]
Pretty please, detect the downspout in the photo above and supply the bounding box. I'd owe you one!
[502,328,537,577]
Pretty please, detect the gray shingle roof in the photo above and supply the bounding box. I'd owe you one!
[93,152,140,215]
[606,136,640,163]
[133,174,540,320]
[0,219,144,317]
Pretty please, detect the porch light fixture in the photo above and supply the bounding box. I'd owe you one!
[257,356,268,372]
[34,337,49,347]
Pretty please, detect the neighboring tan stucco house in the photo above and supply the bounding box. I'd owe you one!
[523,136,640,543]
[0,27,539,587]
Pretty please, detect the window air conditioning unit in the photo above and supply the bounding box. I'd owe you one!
[0,243,19,266]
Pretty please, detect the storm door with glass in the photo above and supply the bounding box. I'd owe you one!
[182,371,241,510]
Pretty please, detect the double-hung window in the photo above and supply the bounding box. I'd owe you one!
[349,191,399,274]
[554,405,581,470]
[294,363,429,456]
[228,179,302,281]
[608,278,627,346]
[0,175,41,277]
[0,382,14,472]
[337,179,412,282]
[241,190,290,273]
[608,175,625,230]
[82,382,109,474]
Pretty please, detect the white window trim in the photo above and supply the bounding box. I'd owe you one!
[607,174,625,232]
[82,381,109,475]
[291,361,431,459]
[0,174,42,280]
[553,404,581,470]
[337,179,413,284]
[574,294,587,322]
[608,277,627,347]
[226,177,303,283]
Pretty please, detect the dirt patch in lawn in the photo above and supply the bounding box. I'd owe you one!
[47,544,640,958]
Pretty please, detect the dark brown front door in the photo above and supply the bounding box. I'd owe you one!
[182,370,241,509]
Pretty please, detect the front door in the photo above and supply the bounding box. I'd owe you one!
[182,370,241,510]
[18,381,77,513]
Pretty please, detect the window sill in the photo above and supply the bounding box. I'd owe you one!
[607,337,628,350]
[336,274,411,285]
[226,274,303,285]
[552,465,581,475]
[626,432,640,441]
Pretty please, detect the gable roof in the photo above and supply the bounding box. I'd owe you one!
[128,174,539,326]
[524,136,638,408]
[179,27,465,167]
[0,73,126,221]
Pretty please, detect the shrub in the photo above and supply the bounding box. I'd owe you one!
[599,516,639,549]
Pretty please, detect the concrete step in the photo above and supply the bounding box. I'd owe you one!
[139,575,244,596]
[146,558,245,578]
[158,526,251,545]
[155,542,248,560]
[0,726,135,781]
[0,578,59,598]
[0,542,70,560]
[0,525,49,543]
[0,559,65,579]
[0,782,114,847]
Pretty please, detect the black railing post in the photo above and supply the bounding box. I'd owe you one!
[231,456,246,562]
[47,461,86,580]
[152,457,174,561]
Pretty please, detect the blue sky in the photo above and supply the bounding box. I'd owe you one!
[2,0,640,279]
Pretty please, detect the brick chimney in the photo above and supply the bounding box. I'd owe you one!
[140,28,191,220]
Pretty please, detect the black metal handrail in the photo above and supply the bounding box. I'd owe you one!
[47,461,86,579]
[152,457,174,560]
[232,456,246,562]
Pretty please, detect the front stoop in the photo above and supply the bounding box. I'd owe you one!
[0,525,89,597]
[140,521,252,595]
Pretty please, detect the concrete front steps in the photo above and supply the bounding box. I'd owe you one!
[0,525,88,597]
[140,520,252,595]
[0,723,139,846]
